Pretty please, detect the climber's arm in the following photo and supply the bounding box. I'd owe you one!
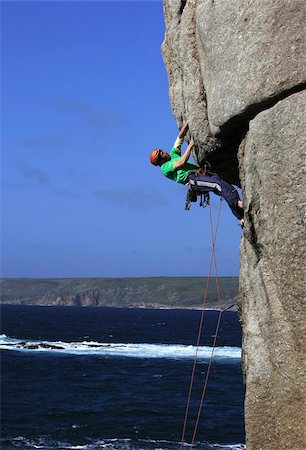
[173,122,189,151]
[178,122,189,139]
[173,138,194,169]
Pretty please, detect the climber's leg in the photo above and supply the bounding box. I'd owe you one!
[189,173,244,220]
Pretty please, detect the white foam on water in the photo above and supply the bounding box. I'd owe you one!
[211,445,246,449]
[0,334,241,361]
[0,436,246,449]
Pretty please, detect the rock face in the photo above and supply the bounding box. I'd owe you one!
[162,1,306,449]
[240,91,305,449]
[196,0,306,131]
[162,0,306,185]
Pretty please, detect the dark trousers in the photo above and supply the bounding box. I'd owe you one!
[188,173,244,220]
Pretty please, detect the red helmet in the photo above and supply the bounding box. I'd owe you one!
[150,149,160,166]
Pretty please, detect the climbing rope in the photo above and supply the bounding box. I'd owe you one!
[180,198,223,449]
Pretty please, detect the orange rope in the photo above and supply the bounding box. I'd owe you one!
[180,199,223,449]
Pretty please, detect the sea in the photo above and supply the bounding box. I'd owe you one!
[1,305,245,450]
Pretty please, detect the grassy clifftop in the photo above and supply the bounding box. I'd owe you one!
[0,277,239,309]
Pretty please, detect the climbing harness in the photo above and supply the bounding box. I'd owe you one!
[185,183,210,210]
[180,198,233,449]
[185,175,211,210]
[184,165,215,211]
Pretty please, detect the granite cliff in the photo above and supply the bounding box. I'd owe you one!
[162,1,306,449]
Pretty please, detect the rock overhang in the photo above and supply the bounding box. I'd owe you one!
[162,0,306,186]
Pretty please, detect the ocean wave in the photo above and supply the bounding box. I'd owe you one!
[0,334,241,361]
[0,436,246,450]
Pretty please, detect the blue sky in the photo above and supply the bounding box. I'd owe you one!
[1,0,242,278]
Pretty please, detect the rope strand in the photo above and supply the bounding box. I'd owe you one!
[180,199,223,449]
[190,200,224,447]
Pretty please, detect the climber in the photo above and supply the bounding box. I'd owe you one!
[150,122,244,225]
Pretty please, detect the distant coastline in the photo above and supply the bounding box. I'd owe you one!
[0,277,238,310]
